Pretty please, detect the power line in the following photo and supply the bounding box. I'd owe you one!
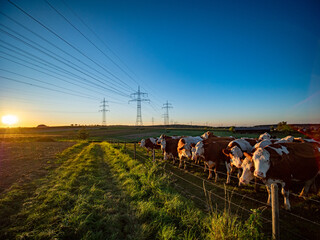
[0,27,131,97]
[0,11,134,94]
[162,100,173,126]
[7,0,134,94]
[0,75,99,101]
[45,0,136,92]
[57,1,165,109]
[0,68,99,100]
[129,86,150,126]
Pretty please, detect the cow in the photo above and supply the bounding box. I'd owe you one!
[242,143,320,210]
[201,131,216,139]
[191,136,235,165]
[139,137,161,152]
[222,138,258,183]
[258,132,271,141]
[162,137,181,164]
[157,134,181,152]
[192,139,230,182]
[177,136,203,169]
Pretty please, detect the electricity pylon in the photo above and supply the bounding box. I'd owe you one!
[99,98,109,126]
[162,100,173,126]
[129,86,150,126]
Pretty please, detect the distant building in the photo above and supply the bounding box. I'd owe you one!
[234,126,271,133]
[36,124,48,128]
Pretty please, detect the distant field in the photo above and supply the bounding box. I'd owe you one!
[0,125,306,142]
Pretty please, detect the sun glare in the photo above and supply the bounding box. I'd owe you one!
[1,115,19,126]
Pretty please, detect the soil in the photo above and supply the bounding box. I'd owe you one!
[0,141,75,193]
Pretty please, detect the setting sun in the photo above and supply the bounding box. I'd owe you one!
[1,115,19,125]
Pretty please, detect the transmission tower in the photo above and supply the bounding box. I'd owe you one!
[162,100,173,126]
[99,98,109,126]
[129,86,150,126]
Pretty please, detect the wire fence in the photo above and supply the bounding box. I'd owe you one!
[107,141,320,240]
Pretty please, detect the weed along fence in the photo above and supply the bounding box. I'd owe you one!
[107,141,320,240]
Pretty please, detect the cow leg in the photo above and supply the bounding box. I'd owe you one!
[225,162,231,184]
[172,157,175,164]
[214,167,218,182]
[266,184,271,205]
[237,168,241,179]
[208,166,213,179]
[184,158,187,170]
[178,157,183,168]
[281,185,291,211]
[204,162,207,172]
[299,177,316,198]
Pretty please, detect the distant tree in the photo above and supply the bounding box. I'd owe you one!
[270,125,275,131]
[277,121,291,132]
[78,128,89,140]
[229,126,235,133]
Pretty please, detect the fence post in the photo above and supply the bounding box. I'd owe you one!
[134,143,136,160]
[152,149,155,162]
[271,183,280,240]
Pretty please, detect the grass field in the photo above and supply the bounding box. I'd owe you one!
[0,126,317,239]
[0,141,264,239]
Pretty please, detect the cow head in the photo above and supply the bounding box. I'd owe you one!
[140,139,145,147]
[258,132,271,141]
[201,131,215,139]
[239,152,255,186]
[251,148,270,179]
[158,139,166,151]
[178,139,192,159]
[223,146,243,168]
[191,141,204,162]
[157,134,166,144]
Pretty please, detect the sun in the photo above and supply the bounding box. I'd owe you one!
[1,115,19,126]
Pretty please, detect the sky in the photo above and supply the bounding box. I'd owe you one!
[0,0,319,127]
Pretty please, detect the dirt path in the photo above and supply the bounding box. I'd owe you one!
[0,141,75,193]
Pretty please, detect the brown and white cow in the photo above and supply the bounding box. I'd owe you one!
[243,143,320,210]
[192,139,230,182]
[162,137,181,164]
[222,138,258,182]
[177,136,203,169]
[139,137,161,152]
[157,134,181,152]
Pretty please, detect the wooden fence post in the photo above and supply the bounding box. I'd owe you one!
[152,149,155,162]
[134,143,136,160]
[271,183,280,240]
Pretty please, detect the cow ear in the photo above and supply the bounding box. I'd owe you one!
[243,152,252,161]
[222,149,230,156]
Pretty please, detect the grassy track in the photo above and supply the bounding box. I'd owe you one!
[0,142,265,239]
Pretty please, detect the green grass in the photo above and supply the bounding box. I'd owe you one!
[0,142,266,239]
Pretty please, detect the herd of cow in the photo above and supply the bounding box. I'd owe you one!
[139,132,320,210]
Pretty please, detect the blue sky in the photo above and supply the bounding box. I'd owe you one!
[0,0,319,127]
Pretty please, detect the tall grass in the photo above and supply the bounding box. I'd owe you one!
[102,142,266,240]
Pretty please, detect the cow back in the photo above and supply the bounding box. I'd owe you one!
[203,140,230,162]
[266,143,319,182]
